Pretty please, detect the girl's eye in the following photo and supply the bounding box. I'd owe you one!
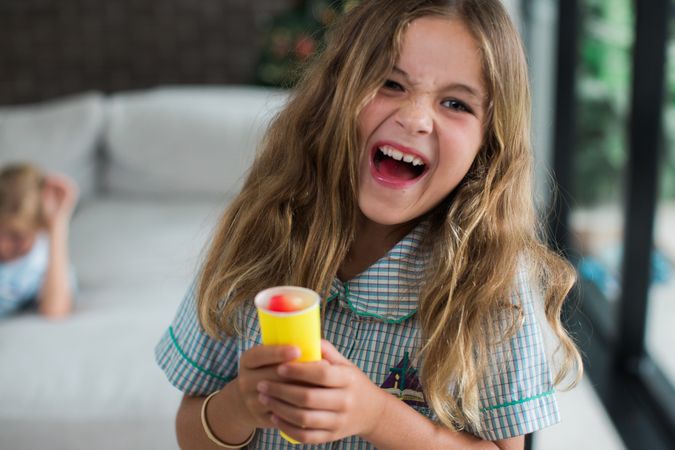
[442,99,471,113]
[383,79,404,91]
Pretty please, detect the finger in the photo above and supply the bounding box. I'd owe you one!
[240,345,300,370]
[257,380,347,411]
[270,413,336,445]
[320,339,351,365]
[239,366,283,389]
[43,175,67,192]
[244,395,275,425]
[259,393,337,430]
[277,360,348,388]
[42,174,57,187]
[41,186,55,200]
[51,182,66,194]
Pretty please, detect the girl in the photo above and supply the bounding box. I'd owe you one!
[155,0,582,448]
[0,163,78,318]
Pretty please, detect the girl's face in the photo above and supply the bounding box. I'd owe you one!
[357,16,486,226]
[0,226,37,262]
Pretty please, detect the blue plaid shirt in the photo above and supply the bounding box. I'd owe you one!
[155,225,559,448]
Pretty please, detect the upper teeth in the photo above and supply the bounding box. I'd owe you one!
[379,145,424,166]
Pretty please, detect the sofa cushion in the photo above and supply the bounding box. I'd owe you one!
[0,198,221,446]
[102,86,288,198]
[69,197,221,290]
[0,92,105,200]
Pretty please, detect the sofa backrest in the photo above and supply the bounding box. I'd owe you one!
[0,92,105,200]
[0,86,288,200]
[102,86,288,198]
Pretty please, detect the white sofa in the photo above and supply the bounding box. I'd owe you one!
[0,87,288,450]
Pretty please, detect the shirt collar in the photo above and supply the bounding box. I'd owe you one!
[327,222,429,323]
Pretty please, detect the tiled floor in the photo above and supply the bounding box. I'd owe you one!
[534,376,625,450]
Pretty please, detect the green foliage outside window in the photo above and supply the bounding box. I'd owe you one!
[575,0,675,205]
[575,0,632,205]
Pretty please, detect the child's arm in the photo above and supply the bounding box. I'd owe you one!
[38,174,78,318]
[175,344,300,450]
[259,340,524,450]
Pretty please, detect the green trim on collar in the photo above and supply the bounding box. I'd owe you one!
[169,326,233,382]
[480,389,555,412]
[326,223,426,323]
[339,282,417,324]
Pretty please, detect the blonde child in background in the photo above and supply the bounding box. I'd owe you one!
[156,0,583,448]
[0,163,78,318]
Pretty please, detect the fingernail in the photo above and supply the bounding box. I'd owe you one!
[278,365,289,376]
[257,381,268,393]
[258,393,269,405]
[289,347,301,359]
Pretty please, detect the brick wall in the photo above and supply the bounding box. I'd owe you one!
[0,0,295,104]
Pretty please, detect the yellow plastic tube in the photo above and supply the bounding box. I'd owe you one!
[254,286,322,444]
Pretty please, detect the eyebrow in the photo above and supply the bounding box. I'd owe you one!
[392,66,485,101]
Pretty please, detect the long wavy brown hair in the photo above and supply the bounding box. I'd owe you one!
[197,0,582,432]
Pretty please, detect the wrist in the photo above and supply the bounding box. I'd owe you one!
[203,389,255,448]
[360,382,391,441]
[47,220,69,237]
[217,378,257,431]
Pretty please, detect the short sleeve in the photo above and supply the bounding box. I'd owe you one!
[154,282,239,395]
[0,234,48,317]
[474,268,560,440]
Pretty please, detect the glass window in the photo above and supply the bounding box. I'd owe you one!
[647,12,675,386]
[569,0,634,323]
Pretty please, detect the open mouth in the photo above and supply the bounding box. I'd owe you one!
[372,144,427,184]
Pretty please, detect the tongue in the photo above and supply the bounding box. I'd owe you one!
[378,158,419,181]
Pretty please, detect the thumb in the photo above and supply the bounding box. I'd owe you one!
[320,339,351,365]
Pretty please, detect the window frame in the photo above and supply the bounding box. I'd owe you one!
[548,0,675,448]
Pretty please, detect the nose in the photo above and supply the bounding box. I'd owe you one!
[395,99,433,135]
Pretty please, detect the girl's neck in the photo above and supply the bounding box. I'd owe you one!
[338,213,416,282]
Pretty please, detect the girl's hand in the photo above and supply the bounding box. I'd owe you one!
[41,174,79,230]
[256,339,387,444]
[235,344,302,429]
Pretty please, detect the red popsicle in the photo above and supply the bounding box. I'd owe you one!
[267,294,305,312]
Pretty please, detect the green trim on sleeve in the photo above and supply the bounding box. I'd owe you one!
[481,389,556,412]
[169,326,234,383]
